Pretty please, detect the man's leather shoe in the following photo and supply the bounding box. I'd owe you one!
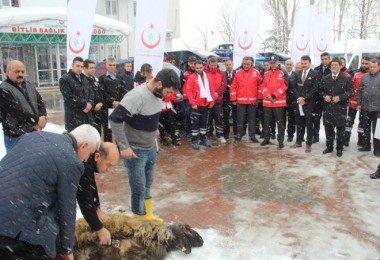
[323,148,333,154]
[358,146,371,152]
[287,136,293,142]
[312,136,319,143]
[305,145,311,153]
[336,150,343,157]
[290,143,302,148]
[250,137,259,143]
[260,140,270,146]
[370,170,380,179]
[279,142,284,149]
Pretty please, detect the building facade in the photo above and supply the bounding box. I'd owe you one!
[0,0,180,87]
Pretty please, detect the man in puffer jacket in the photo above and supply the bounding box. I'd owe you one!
[206,56,227,143]
[260,55,288,148]
[0,124,100,260]
[230,56,262,143]
[187,60,215,150]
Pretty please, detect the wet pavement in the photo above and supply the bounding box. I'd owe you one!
[47,110,380,259]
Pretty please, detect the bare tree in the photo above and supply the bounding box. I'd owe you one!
[262,0,298,53]
[337,0,348,40]
[196,25,209,51]
[217,2,235,43]
[350,0,379,39]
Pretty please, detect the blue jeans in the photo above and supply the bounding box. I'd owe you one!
[4,135,20,152]
[122,147,157,215]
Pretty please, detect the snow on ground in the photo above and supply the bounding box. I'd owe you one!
[1,117,380,259]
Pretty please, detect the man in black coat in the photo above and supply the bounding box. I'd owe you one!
[320,57,354,157]
[313,52,332,143]
[120,60,135,92]
[0,124,100,260]
[59,56,95,132]
[83,59,104,134]
[98,58,128,142]
[290,55,318,153]
[77,142,120,246]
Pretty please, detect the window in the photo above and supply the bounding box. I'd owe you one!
[349,55,359,71]
[106,0,117,16]
[1,0,19,7]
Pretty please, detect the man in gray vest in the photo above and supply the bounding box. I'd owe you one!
[0,60,47,151]
[357,58,380,158]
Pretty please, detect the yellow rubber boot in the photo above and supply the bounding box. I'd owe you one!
[144,198,163,222]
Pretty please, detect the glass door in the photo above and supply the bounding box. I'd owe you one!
[36,45,53,85]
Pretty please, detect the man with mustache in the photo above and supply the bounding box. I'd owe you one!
[0,60,47,151]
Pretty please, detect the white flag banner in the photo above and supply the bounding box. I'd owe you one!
[313,13,332,65]
[66,0,97,68]
[134,0,168,76]
[290,5,316,63]
[232,0,262,69]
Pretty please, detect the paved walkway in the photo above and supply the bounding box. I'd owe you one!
[48,111,380,259]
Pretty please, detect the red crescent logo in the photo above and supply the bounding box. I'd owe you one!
[68,34,85,54]
[238,36,253,50]
[316,43,328,52]
[316,38,328,52]
[296,34,308,51]
[141,27,161,49]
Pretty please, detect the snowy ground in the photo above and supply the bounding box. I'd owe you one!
[1,113,380,259]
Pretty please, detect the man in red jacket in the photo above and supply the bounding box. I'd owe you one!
[180,56,197,141]
[230,56,262,142]
[260,56,288,148]
[159,90,180,145]
[344,56,370,147]
[207,56,227,143]
[187,60,215,150]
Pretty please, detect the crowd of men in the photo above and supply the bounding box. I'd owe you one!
[177,53,379,159]
[0,50,379,258]
[0,57,178,259]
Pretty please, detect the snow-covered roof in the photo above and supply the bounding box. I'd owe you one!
[0,7,132,36]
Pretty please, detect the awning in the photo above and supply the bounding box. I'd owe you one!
[0,7,133,45]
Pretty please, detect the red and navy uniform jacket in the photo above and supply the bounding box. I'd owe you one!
[180,70,194,100]
[342,68,351,77]
[162,91,178,112]
[207,69,227,103]
[186,72,215,107]
[260,68,288,108]
[349,69,368,109]
[230,67,262,105]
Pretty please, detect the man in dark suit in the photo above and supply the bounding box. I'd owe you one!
[222,58,237,139]
[284,59,297,142]
[290,55,318,153]
[320,57,354,157]
[312,52,332,143]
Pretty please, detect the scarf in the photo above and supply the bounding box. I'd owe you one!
[197,72,213,102]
